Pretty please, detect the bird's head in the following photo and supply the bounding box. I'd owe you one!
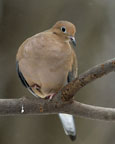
[51,21,76,46]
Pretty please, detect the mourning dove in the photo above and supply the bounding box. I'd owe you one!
[16,21,78,141]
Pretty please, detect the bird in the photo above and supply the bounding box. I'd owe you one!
[16,20,78,141]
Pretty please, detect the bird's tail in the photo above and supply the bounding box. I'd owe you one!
[58,113,76,141]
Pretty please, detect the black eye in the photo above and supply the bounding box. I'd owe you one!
[61,26,66,33]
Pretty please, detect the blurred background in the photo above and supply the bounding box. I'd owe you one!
[0,0,115,144]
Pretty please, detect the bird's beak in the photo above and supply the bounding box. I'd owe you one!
[69,36,76,47]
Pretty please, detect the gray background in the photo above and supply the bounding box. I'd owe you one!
[0,0,115,144]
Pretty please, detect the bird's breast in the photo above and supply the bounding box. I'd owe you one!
[18,33,73,97]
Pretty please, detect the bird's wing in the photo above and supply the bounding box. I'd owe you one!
[16,61,37,97]
[59,49,78,141]
[68,49,78,82]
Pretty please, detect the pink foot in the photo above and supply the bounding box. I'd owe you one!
[45,93,56,100]
[31,84,41,92]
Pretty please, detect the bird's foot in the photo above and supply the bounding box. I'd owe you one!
[45,93,56,101]
[31,84,41,92]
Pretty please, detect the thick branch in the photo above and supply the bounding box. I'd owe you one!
[0,58,115,121]
[61,58,115,100]
[0,98,115,121]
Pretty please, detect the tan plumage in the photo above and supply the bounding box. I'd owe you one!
[16,21,78,98]
[16,21,78,141]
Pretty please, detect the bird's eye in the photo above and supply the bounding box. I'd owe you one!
[61,26,66,33]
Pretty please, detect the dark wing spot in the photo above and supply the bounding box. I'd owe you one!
[67,71,73,83]
[16,61,29,88]
[16,61,35,94]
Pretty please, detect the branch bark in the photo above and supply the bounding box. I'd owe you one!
[0,98,115,121]
[61,58,115,100]
[0,58,115,121]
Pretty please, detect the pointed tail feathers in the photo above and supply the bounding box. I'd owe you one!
[58,113,76,141]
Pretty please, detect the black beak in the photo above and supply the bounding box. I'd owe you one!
[69,36,76,47]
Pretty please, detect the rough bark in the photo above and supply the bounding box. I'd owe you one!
[0,58,115,121]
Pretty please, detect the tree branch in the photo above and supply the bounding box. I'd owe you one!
[61,58,115,100]
[0,98,115,121]
[0,58,115,121]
